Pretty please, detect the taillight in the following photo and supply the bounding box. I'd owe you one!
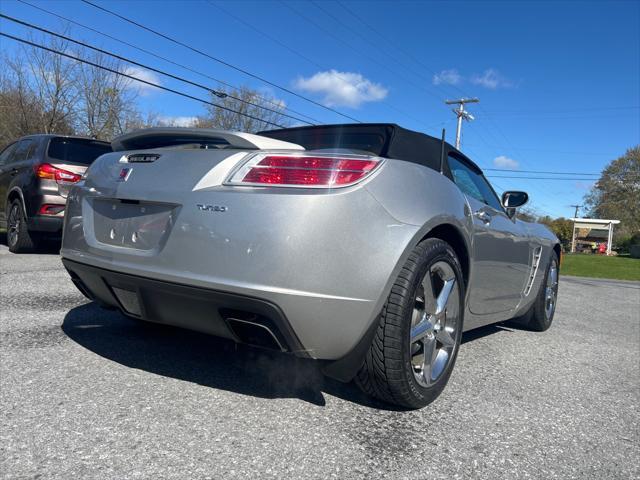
[35,163,82,184]
[38,204,65,215]
[226,153,383,188]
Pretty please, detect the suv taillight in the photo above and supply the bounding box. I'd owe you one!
[35,163,82,184]
[226,153,383,188]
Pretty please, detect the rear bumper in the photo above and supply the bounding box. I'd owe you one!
[63,255,390,382]
[62,258,308,356]
[27,215,63,233]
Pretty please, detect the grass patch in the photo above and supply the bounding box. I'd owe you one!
[561,253,640,281]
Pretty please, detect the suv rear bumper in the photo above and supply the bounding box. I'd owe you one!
[62,258,308,356]
[28,215,63,233]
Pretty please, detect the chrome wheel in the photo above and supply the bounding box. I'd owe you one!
[410,260,460,387]
[7,203,20,248]
[544,258,559,320]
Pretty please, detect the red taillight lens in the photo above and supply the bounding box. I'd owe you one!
[38,204,65,215]
[227,154,382,187]
[35,163,82,184]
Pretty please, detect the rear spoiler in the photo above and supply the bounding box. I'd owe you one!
[111,127,305,152]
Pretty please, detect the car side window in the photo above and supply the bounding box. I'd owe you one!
[10,139,35,164]
[448,154,503,211]
[0,142,18,166]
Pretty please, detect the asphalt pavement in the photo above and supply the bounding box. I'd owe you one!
[1,244,639,479]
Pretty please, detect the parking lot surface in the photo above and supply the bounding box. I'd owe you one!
[1,246,639,479]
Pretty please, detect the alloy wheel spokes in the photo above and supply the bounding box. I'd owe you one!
[435,328,456,347]
[410,260,460,388]
[8,205,19,245]
[420,334,437,385]
[420,275,438,316]
[411,312,435,344]
[435,279,455,316]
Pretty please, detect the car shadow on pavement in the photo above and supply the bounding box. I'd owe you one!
[0,232,61,254]
[461,323,514,343]
[62,303,510,410]
[62,303,388,409]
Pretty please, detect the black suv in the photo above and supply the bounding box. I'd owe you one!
[0,134,111,252]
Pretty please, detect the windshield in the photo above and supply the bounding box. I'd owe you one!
[47,137,112,165]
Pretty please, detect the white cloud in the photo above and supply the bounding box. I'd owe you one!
[293,70,388,108]
[122,66,161,94]
[158,116,198,127]
[493,155,519,170]
[433,69,462,86]
[470,69,512,89]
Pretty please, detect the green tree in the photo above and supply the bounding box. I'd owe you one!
[584,146,640,240]
[538,216,574,247]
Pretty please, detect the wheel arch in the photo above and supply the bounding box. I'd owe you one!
[322,218,472,383]
[421,223,471,289]
[553,243,562,269]
[6,187,27,216]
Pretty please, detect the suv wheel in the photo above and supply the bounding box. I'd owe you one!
[356,238,465,409]
[7,199,36,253]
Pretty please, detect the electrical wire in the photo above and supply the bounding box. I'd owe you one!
[0,13,314,126]
[482,168,600,175]
[280,0,445,106]
[485,176,600,180]
[15,0,321,124]
[0,32,288,129]
[209,0,438,130]
[79,0,361,123]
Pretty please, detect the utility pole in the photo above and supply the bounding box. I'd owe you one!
[570,204,581,253]
[571,204,581,219]
[445,98,479,150]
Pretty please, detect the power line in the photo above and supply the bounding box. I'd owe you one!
[0,32,287,129]
[308,0,446,103]
[15,0,321,124]
[334,0,566,204]
[280,0,442,103]
[79,0,361,123]
[480,112,639,120]
[338,0,586,211]
[482,168,600,176]
[264,0,443,129]
[483,106,640,113]
[208,0,434,131]
[485,176,599,180]
[1,13,314,126]
[335,0,464,100]
[337,4,587,211]
[464,142,621,156]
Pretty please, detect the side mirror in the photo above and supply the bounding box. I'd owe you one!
[502,191,529,208]
[502,191,529,219]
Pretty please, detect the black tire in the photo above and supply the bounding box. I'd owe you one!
[356,238,465,409]
[522,251,559,332]
[6,199,37,253]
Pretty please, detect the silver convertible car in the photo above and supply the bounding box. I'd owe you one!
[60,124,560,409]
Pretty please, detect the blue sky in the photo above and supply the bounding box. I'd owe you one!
[1,0,639,218]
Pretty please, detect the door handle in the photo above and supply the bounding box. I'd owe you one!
[474,210,492,224]
[10,168,18,176]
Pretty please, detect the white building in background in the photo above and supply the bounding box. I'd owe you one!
[570,218,621,255]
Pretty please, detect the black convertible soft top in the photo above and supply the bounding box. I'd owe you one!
[258,123,481,174]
